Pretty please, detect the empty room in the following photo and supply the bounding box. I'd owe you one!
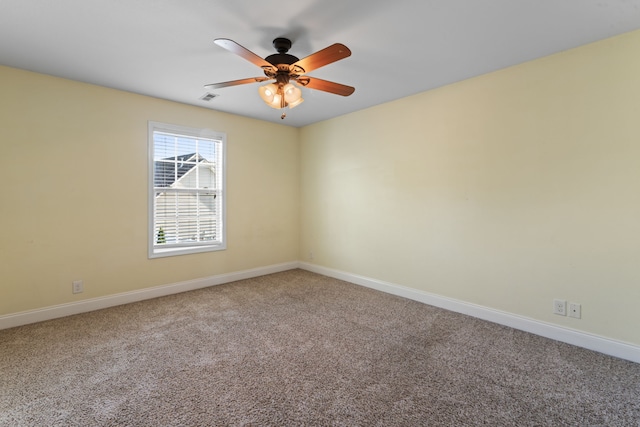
[1,1,639,425]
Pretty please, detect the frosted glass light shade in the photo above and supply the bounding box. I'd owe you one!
[258,83,278,104]
[270,93,283,109]
[283,83,302,103]
[284,83,304,109]
[288,97,304,108]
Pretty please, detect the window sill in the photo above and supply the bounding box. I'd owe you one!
[149,243,226,259]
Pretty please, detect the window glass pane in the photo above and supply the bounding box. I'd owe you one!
[154,192,219,245]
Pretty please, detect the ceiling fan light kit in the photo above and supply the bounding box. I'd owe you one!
[258,81,304,110]
[206,37,354,119]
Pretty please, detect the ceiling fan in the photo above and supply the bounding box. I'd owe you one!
[205,37,355,119]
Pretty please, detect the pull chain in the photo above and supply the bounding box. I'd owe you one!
[280,88,287,119]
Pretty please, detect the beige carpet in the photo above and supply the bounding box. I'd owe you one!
[1,269,639,426]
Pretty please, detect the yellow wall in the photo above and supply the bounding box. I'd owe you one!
[0,66,300,315]
[3,29,640,347]
[300,30,640,346]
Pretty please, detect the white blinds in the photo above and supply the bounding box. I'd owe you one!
[152,131,223,248]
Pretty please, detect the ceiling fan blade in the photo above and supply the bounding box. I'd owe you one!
[204,77,271,90]
[214,38,277,72]
[290,43,351,74]
[296,77,355,96]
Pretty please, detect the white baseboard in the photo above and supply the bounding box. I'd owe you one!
[0,262,299,331]
[299,262,640,364]
[4,260,638,364]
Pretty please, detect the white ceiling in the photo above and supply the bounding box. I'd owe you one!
[1,0,640,127]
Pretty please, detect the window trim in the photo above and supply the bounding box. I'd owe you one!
[148,121,227,258]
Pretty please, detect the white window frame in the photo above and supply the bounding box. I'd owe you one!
[148,121,226,258]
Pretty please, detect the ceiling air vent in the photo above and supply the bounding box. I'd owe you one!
[200,93,218,101]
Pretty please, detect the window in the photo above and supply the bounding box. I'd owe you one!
[148,121,226,258]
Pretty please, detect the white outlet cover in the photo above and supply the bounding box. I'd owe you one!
[569,302,581,319]
[553,299,567,316]
[72,280,83,294]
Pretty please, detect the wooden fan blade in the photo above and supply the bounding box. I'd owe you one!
[290,43,351,74]
[296,77,355,96]
[204,77,271,90]
[214,38,277,72]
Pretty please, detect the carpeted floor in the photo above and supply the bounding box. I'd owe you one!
[1,269,639,426]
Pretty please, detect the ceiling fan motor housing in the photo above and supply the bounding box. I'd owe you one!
[265,38,299,66]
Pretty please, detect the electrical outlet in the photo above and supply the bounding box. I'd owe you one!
[309,251,314,260]
[568,302,581,319]
[553,299,566,316]
[72,280,83,294]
